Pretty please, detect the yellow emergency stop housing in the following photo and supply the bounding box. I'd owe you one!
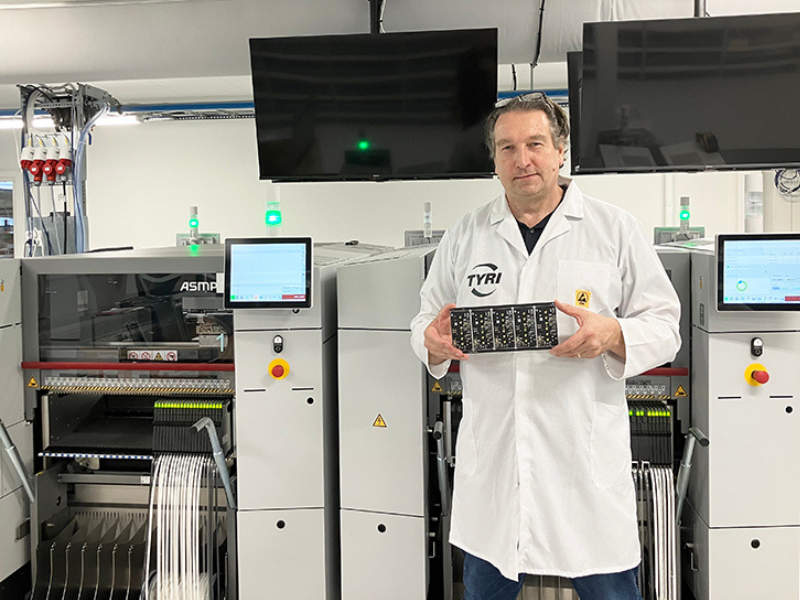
[744,363,768,386]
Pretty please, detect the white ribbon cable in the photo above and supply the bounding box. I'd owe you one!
[666,469,677,600]
[651,468,663,600]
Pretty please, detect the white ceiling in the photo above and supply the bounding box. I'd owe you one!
[0,0,796,110]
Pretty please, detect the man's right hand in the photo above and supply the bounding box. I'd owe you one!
[424,303,469,366]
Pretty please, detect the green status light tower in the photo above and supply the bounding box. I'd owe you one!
[266,187,282,237]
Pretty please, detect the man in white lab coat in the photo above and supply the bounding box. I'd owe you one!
[410,94,680,600]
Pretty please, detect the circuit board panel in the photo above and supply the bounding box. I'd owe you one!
[450,302,559,354]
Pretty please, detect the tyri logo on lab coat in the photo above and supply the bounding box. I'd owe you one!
[466,262,504,298]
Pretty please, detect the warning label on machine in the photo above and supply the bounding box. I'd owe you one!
[373,414,387,428]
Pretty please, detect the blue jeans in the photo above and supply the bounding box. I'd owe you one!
[463,552,642,600]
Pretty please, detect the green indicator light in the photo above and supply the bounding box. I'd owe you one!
[358,139,370,151]
[679,210,690,221]
[189,218,199,228]
[265,210,282,226]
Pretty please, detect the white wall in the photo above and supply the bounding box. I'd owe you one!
[0,119,768,252]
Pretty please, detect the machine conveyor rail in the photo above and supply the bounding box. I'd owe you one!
[41,377,233,396]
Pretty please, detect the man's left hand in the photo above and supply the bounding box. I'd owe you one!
[549,299,626,360]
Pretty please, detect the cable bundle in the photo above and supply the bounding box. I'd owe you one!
[633,463,678,600]
[144,453,214,600]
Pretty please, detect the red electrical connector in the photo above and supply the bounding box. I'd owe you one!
[28,146,46,182]
[43,146,59,182]
[56,140,72,177]
[19,145,34,172]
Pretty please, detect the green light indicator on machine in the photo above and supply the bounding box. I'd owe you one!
[189,218,199,228]
[265,210,282,226]
[357,139,370,151]
[679,210,690,221]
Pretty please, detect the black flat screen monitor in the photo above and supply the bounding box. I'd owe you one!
[249,28,498,182]
[224,237,312,309]
[717,233,800,311]
[574,13,800,174]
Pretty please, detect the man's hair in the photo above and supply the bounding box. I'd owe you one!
[484,94,570,159]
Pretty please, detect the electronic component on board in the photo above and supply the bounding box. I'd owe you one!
[450,302,559,354]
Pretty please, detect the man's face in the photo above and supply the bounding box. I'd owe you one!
[493,109,565,204]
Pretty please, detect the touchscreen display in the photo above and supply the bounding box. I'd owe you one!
[224,238,312,309]
[718,234,800,311]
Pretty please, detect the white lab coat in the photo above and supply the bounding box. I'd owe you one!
[410,178,680,580]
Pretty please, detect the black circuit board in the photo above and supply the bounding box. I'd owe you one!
[450,302,559,354]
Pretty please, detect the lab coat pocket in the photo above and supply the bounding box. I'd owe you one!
[590,402,631,488]
[556,260,613,338]
[456,397,477,476]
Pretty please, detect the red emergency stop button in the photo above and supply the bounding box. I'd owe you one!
[745,363,769,386]
[268,358,289,380]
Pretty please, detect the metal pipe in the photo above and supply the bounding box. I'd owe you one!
[193,417,236,509]
[675,427,709,521]
[433,421,451,517]
[0,418,34,503]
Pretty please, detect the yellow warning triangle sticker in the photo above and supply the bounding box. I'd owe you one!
[154,352,164,361]
[28,377,38,388]
[675,385,688,398]
[431,381,443,393]
[373,414,387,428]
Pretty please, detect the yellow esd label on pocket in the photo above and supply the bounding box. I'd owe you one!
[575,289,591,308]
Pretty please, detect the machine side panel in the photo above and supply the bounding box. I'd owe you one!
[0,489,30,583]
[237,508,327,599]
[0,259,20,326]
[707,525,800,599]
[655,248,690,369]
[339,329,426,517]
[235,329,325,510]
[0,325,23,425]
[337,250,430,330]
[689,330,711,524]
[340,510,427,600]
[705,332,800,527]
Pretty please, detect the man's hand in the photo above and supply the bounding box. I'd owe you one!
[549,299,626,360]
[424,303,469,366]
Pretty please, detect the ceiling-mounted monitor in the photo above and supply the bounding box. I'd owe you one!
[249,28,498,182]
[572,13,800,174]
[224,237,312,310]
[717,233,800,311]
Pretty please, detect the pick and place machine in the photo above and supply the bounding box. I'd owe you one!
[6,238,388,600]
[19,246,236,600]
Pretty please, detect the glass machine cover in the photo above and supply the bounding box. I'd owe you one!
[574,13,800,174]
[249,28,498,181]
[37,272,232,362]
